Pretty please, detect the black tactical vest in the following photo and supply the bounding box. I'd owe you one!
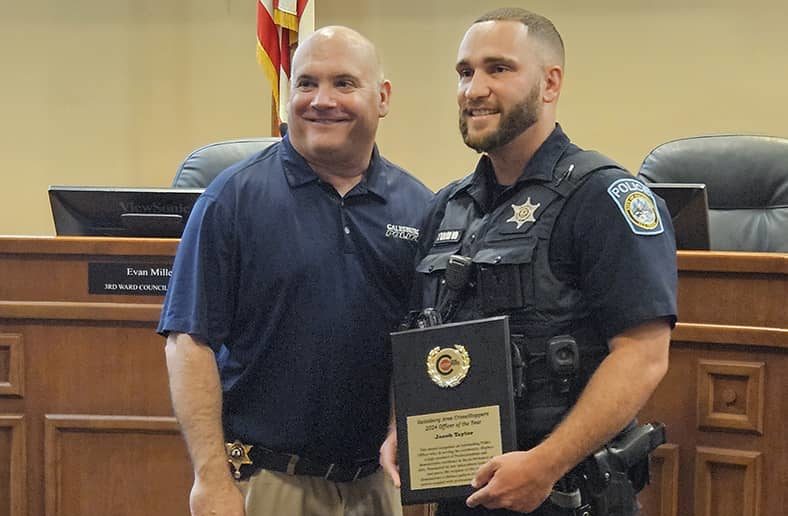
[417,150,624,447]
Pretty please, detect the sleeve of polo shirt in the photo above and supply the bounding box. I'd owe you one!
[157,190,239,351]
[568,170,678,340]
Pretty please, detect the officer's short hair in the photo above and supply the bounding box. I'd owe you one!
[473,7,565,67]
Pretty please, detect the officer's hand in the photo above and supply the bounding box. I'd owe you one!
[465,450,557,513]
[190,475,245,516]
[379,427,401,487]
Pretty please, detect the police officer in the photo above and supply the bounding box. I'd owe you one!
[380,8,676,516]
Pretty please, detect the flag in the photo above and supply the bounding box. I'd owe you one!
[257,0,315,126]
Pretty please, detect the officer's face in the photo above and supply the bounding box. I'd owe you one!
[456,21,544,153]
[287,30,390,170]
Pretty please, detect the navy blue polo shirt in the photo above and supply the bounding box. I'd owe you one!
[158,135,433,463]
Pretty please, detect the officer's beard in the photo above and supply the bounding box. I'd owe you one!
[459,82,542,154]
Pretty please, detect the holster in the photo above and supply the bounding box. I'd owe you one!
[577,422,666,515]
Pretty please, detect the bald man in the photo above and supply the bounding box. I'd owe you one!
[381,8,675,516]
[160,26,432,516]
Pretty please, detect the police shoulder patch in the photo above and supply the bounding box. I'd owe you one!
[606,178,664,235]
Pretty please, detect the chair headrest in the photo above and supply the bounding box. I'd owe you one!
[638,135,788,209]
[638,135,788,252]
[172,137,281,188]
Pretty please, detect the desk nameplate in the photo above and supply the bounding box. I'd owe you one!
[88,262,172,296]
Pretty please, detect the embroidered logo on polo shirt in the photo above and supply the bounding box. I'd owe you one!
[386,224,420,241]
[607,178,664,235]
[506,197,541,229]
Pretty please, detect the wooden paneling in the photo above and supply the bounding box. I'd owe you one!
[639,444,679,516]
[44,415,191,516]
[0,415,26,516]
[0,319,183,516]
[639,251,787,516]
[676,252,787,328]
[673,324,787,350]
[0,334,24,397]
[0,237,177,303]
[0,302,161,322]
[0,237,180,516]
[694,447,762,516]
[697,360,765,434]
[1,238,785,516]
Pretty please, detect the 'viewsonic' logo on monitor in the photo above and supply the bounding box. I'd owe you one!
[119,202,192,215]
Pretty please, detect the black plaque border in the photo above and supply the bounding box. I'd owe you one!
[390,316,517,505]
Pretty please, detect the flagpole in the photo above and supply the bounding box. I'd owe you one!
[258,0,313,139]
[271,98,280,137]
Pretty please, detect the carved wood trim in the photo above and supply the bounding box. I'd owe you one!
[0,415,26,516]
[0,301,162,322]
[697,360,765,434]
[0,333,24,397]
[677,251,788,273]
[673,323,788,349]
[0,236,179,256]
[652,444,679,516]
[44,415,180,516]
[694,447,762,516]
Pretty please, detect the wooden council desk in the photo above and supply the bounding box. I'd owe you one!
[0,237,785,516]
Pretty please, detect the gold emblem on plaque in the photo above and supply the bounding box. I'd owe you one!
[225,440,253,479]
[426,345,470,388]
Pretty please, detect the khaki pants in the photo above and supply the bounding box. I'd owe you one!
[238,468,403,516]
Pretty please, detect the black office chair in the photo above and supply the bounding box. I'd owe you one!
[172,137,281,188]
[638,135,788,252]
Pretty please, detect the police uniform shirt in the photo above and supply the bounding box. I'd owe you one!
[158,135,433,463]
[419,124,677,340]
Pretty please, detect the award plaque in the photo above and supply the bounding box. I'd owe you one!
[390,316,517,505]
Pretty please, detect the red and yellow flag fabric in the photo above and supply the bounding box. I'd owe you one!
[257,0,314,125]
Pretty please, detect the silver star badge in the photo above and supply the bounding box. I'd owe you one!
[506,197,541,229]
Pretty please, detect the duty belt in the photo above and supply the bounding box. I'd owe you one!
[225,440,379,483]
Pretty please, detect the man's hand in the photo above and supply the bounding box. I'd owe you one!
[189,476,245,516]
[465,450,558,513]
[379,427,401,487]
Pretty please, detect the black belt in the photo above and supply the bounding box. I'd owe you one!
[225,440,380,483]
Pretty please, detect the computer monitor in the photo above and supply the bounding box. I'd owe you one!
[647,182,710,250]
[49,186,204,238]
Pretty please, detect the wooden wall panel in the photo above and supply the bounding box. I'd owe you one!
[697,360,765,434]
[677,272,786,328]
[694,447,762,516]
[0,334,23,397]
[676,253,787,329]
[639,444,679,516]
[0,415,26,516]
[0,321,177,516]
[0,237,178,303]
[639,324,786,514]
[44,415,191,516]
[11,323,173,416]
[1,236,785,516]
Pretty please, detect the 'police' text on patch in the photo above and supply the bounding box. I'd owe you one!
[607,179,664,235]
